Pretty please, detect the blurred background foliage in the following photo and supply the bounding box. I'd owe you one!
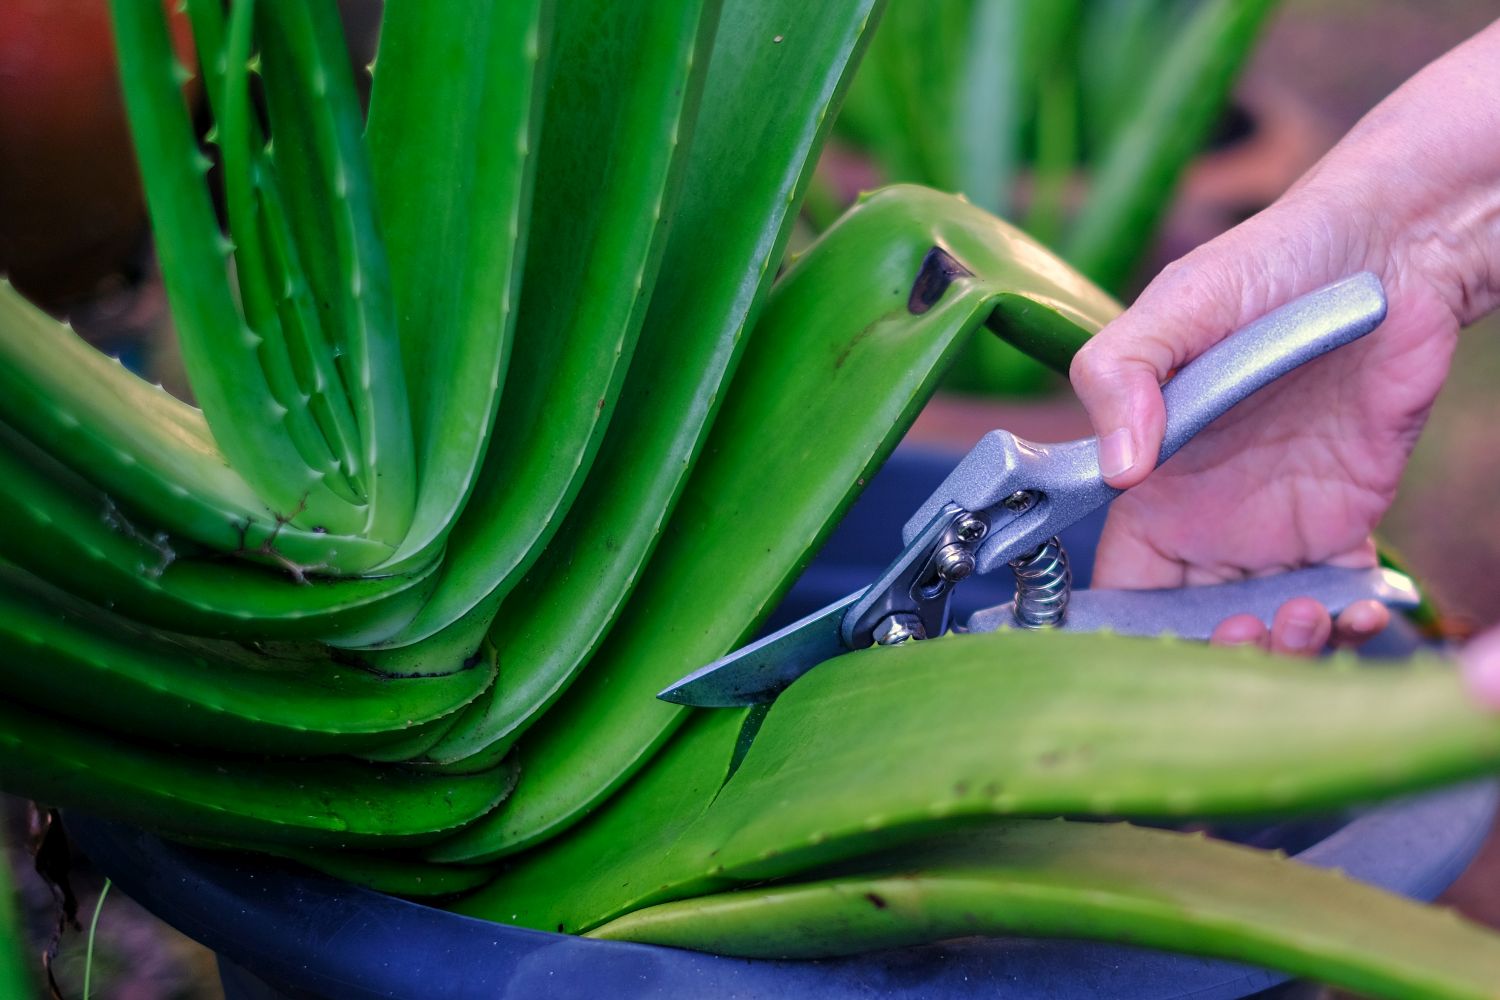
[0,1,1497,997]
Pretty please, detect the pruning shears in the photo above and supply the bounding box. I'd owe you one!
[660,272,1421,708]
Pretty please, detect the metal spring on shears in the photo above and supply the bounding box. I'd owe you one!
[1010,536,1071,628]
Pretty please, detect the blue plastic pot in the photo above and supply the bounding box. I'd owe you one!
[68,449,1498,1000]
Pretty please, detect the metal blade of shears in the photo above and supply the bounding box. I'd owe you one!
[657,592,861,706]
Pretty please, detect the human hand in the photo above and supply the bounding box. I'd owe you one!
[1068,21,1500,655]
[1464,628,1500,709]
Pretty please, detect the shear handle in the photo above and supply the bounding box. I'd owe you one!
[964,565,1420,640]
[903,272,1388,577]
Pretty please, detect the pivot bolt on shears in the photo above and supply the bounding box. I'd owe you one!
[661,272,1419,708]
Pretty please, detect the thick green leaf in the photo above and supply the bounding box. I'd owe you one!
[451,708,745,920]
[833,6,920,182]
[185,0,367,494]
[943,0,1089,397]
[417,0,886,769]
[0,700,514,849]
[589,820,1500,1000]
[261,842,500,899]
[955,0,1023,216]
[884,0,973,191]
[110,0,364,535]
[188,0,360,502]
[184,0,367,494]
[1021,25,1081,249]
[378,0,717,648]
[427,185,1115,861]
[0,425,431,644]
[1064,0,1279,291]
[0,282,386,570]
[684,636,1500,887]
[255,0,416,545]
[0,566,493,755]
[366,0,549,568]
[1078,0,1185,156]
[457,634,1500,932]
[837,0,977,192]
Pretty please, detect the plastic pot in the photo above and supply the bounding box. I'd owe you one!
[69,448,1498,1000]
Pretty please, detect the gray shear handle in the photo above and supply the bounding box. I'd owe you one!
[904,272,1389,575]
[1154,270,1386,465]
[965,565,1420,640]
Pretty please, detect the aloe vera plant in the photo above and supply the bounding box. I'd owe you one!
[4,3,1500,997]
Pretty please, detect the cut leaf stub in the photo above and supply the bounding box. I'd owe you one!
[907,246,973,315]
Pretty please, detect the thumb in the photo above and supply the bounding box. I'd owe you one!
[1069,250,1270,489]
[1461,627,1500,711]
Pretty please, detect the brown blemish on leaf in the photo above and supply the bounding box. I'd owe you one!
[907,246,972,315]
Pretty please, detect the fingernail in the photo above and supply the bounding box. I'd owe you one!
[1461,632,1500,711]
[1099,428,1135,479]
[1213,615,1263,647]
[1280,613,1318,651]
[1345,602,1383,633]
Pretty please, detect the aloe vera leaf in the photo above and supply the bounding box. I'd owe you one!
[670,637,1500,891]
[944,0,1090,398]
[0,283,389,574]
[1018,0,1084,248]
[364,0,549,569]
[955,0,1022,216]
[378,0,717,645]
[587,820,1500,1000]
[257,175,369,488]
[459,636,1500,933]
[351,714,468,765]
[255,0,415,545]
[1077,0,1180,156]
[1064,0,1279,292]
[108,0,363,534]
[418,0,885,771]
[865,0,970,192]
[182,0,368,493]
[1023,64,1079,250]
[411,0,876,755]
[833,8,919,183]
[199,0,367,490]
[186,0,359,502]
[0,700,513,850]
[426,186,1114,860]
[0,567,492,755]
[835,0,980,192]
[171,830,504,898]
[259,843,500,899]
[451,707,749,922]
[0,428,430,644]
